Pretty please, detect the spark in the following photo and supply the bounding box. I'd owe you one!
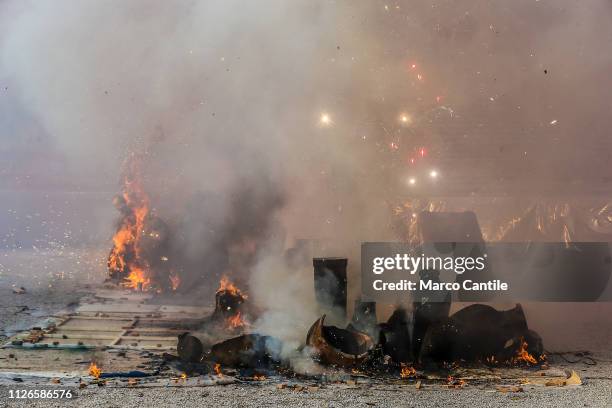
[399,113,412,125]
[429,170,438,178]
[410,63,417,69]
[420,147,426,157]
[408,177,417,186]
[550,119,558,125]
[319,113,332,126]
[389,142,399,150]
[417,74,423,81]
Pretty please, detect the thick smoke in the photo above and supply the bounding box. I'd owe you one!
[1,1,611,348]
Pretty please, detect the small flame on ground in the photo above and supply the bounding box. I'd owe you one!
[253,374,266,381]
[513,338,538,365]
[89,362,101,379]
[214,363,223,377]
[446,375,467,387]
[400,363,416,378]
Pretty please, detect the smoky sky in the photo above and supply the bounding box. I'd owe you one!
[1,0,611,247]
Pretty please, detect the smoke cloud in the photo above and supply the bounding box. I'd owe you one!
[1,1,611,346]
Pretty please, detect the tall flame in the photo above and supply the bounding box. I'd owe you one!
[107,158,152,290]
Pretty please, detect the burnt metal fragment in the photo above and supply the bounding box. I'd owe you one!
[306,315,374,367]
[177,332,205,363]
[210,334,281,368]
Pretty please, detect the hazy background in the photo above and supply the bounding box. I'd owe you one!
[0,0,611,350]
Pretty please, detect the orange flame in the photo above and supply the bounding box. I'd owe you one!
[89,362,101,379]
[214,363,223,376]
[400,363,416,378]
[108,159,154,291]
[513,338,538,365]
[226,311,247,329]
[217,276,247,299]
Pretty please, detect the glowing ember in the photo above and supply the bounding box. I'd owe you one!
[400,364,416,378]
[180,373,187,380]
[253,374,266,381]
[89,362,101,379]
[214,363,223,376]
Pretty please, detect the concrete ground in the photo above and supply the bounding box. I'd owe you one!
[1,249,611,407]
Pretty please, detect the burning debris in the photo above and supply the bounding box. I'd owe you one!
[107,159,175,292]
[89,362,102,379]
[213,276,248,328]
[419,304,545,366]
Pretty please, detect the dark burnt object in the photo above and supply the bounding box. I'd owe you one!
[419,304,544,364]
[213,288,245,319]
[313,257,348,319]
[378,307,411,363]
[306,315,374,366]
[210,334,281,368]
[177,333,205,363]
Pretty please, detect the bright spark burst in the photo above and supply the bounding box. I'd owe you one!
[408,177,417,186]
[429,170,438,178]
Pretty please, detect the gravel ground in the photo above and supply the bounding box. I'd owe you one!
[1,379,611,408]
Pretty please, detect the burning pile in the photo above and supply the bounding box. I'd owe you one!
[214,276,249,329]
[107,159,176,292]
